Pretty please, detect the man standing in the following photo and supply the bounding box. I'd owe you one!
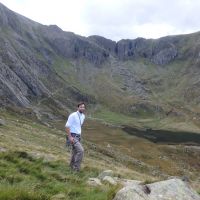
[65,102,86,171]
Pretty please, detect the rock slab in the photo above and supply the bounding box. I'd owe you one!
[113,178,200,200]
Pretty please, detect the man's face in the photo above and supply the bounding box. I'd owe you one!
[78,104,85,113]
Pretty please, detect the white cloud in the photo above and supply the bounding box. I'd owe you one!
[1,0,200,41]
[1,0,89,36]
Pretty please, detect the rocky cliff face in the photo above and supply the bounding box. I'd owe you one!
[41,26,110,65]
[0,2,200,122]
[0,3,98,109]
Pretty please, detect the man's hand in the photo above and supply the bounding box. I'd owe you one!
[65,127,74,144]
[68,135,74,144]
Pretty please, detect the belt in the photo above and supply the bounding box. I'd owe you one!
[71,133,81,144]
[66,133,81,147]
[71,133,81,138]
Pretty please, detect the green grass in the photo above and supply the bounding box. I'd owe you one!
[0,151,120,200]
[93,107,137,125]
[52,56,84,91]
[92,106,165,129]
[1,108,200,195]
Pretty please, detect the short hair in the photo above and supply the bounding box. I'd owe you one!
[77,102,86,108]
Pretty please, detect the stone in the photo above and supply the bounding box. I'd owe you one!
[113,178,200,200]
[98,170,114,180]
[50,193,66,200]
[0,147,7,152]
[113,184,148,200]
[0,119,5,126]
[102,176,117,185]
[119,179,142,187]
[87,178,102,187]
[148,178,200,200]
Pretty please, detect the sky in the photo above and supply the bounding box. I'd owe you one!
[1,0,200,41]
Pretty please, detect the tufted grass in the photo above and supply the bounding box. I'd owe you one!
[0,151,120,200]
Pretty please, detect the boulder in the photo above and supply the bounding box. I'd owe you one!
[98,170,114,180]
[87,178,102,187]
[0,147,7,152]
[0,119,5,126]
[114,184,148,200]
[113,178,200,200]
[50,193,66,200]
[102,176,117,185]
[118,178,142,187]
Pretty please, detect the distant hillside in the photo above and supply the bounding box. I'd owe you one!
[0,2,200,131]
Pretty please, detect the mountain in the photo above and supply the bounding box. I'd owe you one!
[0,2,200,131]
[1,3,200,198]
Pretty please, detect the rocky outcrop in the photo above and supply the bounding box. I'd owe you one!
[0,119,5,126]
[102,176,117,185]
[116,38,152,60]
[98,169,114,179]
[0,38,50,107]
[40,26,110,65]
[152,46,178,65]
[111,66,151,98]
[87,178,102,186]
[114,178,200,200]
[88,170,200,200]
[115,37,179,65]
[88,35,116,55]
[0,3,98,108]
[87,170,117,187]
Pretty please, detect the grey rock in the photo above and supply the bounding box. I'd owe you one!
[0,64,30,107]
[0,3,98,109]
[113,184,148,200]
[98,170,114,180]
[41,27,110,65]
[87,178,102,186]
[152,46,178,65]
[50,193,66,200]
[0,119,5,126]
[111,66,151,98]
[118,179,142,187]
[88,35,116,55]
[116,38,152,60]
[102,176,117,185]
[0,147,7,152]
[113,178,200,200]
[115,37,178,65]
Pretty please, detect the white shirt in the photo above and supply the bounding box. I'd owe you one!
[65,111,85,135]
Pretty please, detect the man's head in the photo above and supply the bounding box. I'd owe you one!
[77,102,86,113]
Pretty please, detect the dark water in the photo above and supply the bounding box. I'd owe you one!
[122,126,200,145]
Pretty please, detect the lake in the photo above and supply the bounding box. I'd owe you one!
[122,126,200,145]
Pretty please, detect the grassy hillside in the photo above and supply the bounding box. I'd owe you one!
[0,109,156,200]
[1,108,200,200]
[0,151,121,200]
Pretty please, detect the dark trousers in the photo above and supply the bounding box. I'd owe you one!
[68,133,84,171]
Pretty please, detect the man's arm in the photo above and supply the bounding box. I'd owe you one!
[65,126,74,144]
[65,114,74,144]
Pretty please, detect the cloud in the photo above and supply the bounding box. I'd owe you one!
[1,0,200,41]
[81,0,200,40]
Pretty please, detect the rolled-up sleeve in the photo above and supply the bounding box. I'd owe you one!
[65,114,73,128]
